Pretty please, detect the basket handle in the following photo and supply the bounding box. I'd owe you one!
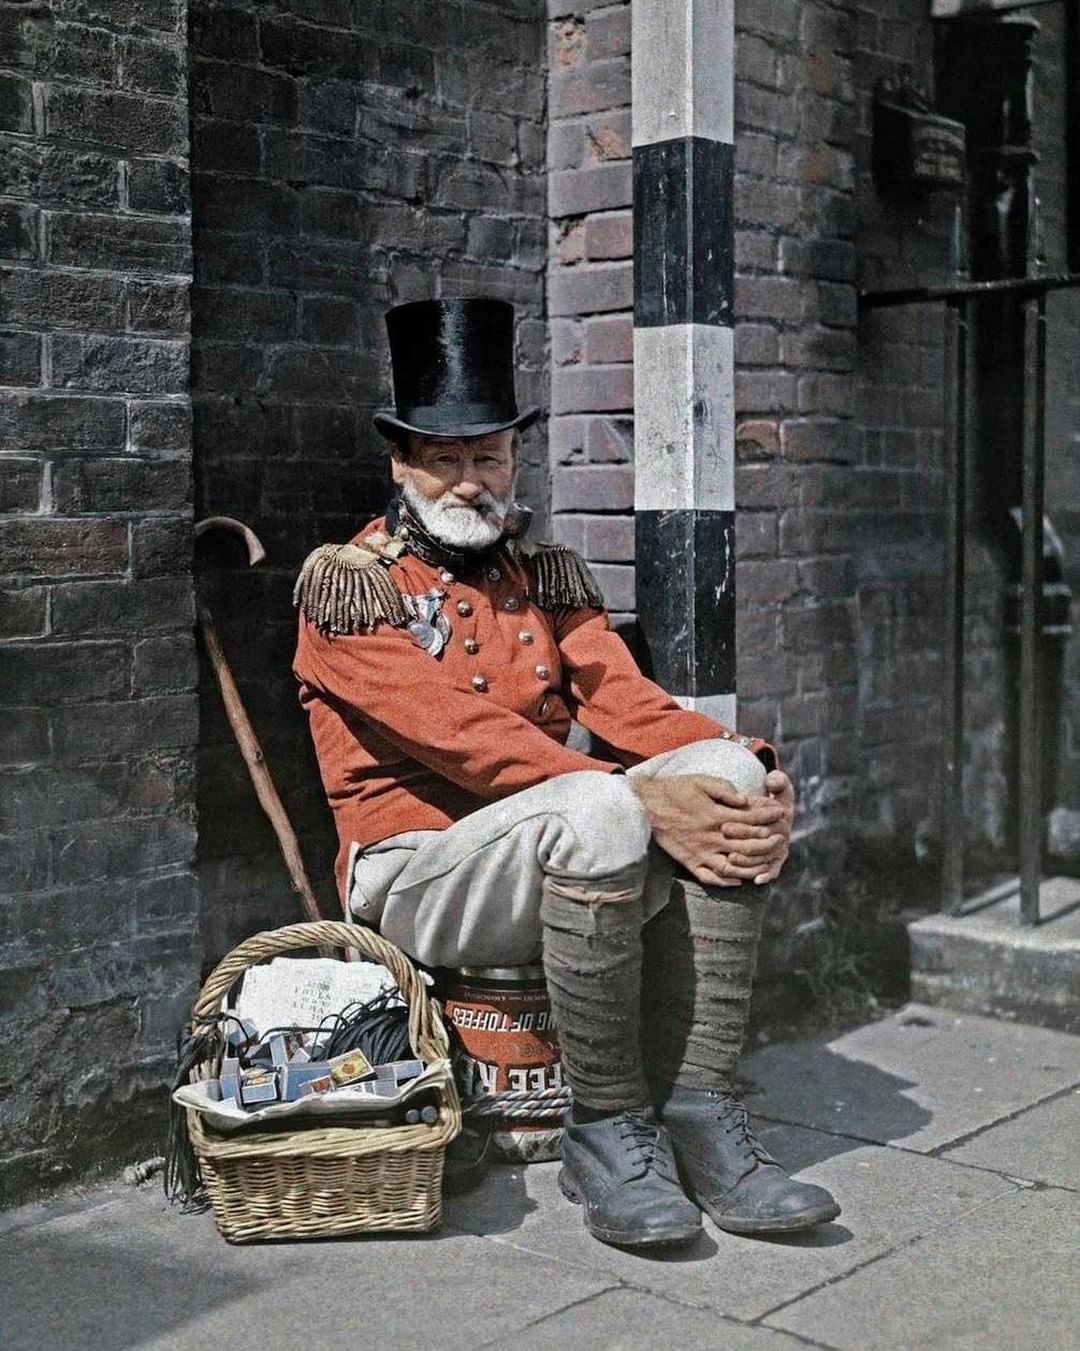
[192,920,449,1063]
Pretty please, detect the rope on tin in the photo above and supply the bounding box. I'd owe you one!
[463,1086,573,1121]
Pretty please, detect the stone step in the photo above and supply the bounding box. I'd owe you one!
[908,875,1080,1032]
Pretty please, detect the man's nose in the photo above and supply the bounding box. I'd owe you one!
[451,470,485,500]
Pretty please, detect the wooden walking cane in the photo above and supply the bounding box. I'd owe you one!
[194,516,324,926]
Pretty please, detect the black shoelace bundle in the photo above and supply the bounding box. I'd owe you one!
[164,988,414,1210]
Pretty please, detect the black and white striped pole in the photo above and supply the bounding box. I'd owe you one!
[632,0,737,728]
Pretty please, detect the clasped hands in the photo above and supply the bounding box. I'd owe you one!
[630,770,794,888]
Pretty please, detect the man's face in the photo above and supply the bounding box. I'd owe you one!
[390,430,516,550]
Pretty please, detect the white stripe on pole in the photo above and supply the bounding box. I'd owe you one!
[631,0,735,148]
[676,693,739,727]
[633,323,735,513]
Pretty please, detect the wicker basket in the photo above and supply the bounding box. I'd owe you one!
[185,920,462,1243]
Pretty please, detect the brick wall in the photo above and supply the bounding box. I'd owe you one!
[190,0,549,961]
[0,0,197,1200]
[544,0,1080,938]
[2,0,1076,1199]
[546,0,635,623]
[1031,4,1080,852]
[851,0,950,870]
[545,0,868,951]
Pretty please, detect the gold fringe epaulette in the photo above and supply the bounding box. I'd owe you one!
[521,542,605,611]
[293,542,408,633]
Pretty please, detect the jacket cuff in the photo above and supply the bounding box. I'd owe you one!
[750,737,780,773]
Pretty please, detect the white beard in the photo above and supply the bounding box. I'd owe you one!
[402,481,513,551]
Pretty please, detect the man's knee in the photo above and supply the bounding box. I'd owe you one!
[542,769,651,884]
[634,739,767,796]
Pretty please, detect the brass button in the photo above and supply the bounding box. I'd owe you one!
[456,600,472,617]
[471,674,488,692]
[535,664,550,681]
[503,597,520,612]
[486,566,501,582]
[463,638,479,654]
[518,629,534,644]
[440,569,455,583]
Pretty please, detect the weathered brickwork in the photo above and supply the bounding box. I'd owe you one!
[545,0,865,943]
[546,0,1079,948]
[546,1,635,621]
[189,1,549,960]
[3,0,1077,1199]
[851,0,947,870]
[1030,6,1080,859]
[0,0,197,1200]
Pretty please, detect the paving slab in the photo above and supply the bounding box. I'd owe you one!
[940,1087,1080,1188]
[444,1122,1015,1323]
[0,1182,611,1351]
[493,1288,806,1351]
[4,1005,1077,1349]
[741,1003,1080,1153]
[767,1186,1080,1351]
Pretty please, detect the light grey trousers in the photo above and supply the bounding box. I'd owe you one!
[348,737,768,969]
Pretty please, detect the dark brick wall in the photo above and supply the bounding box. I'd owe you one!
[189,0,549,961]
[0,0,197,1200]
[2,0,1076,1199]
[851,3,1080,875]
[545,0,868,952]
[546,0,1080,947]
[852,0,949,872]
[546,1,634,620]
[1031,4,1080,850]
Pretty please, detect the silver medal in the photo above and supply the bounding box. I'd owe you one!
[404,589,451,656]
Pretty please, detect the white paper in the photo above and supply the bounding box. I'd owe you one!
[173,1060,450,1133]
[232,957,397,1038]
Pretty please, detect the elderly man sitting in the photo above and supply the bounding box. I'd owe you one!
[293,298,839,1248]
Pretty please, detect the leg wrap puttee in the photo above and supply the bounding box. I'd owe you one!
[540,873,650,1113]
[641,874,765,1101]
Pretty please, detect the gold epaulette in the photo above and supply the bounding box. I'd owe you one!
[293,538,408,634]
[520,542,605,612]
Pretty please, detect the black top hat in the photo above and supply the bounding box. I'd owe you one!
[373,298,540,441]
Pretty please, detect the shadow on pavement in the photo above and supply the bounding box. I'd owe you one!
[0,1230,263,1351]
[742,1040,935,1169]
[442,1157,539,1235]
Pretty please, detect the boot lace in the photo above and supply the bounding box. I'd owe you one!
[713,1097,773,1165]
[617,1109,663,1176]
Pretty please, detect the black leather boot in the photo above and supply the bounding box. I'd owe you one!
[559,1106,703,1248]
[662,1087,840,1235]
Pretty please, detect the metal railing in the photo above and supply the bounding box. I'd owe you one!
[860,272,1080,924]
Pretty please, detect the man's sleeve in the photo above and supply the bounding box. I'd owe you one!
[294,616,627,799]
[555,607,778,771]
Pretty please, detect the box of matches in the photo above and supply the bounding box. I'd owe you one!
[224,1018,258,1052]
[280,1061,334,1102]
[298,1074,334,1098]
[390,1059,425,1084]
[219,1055,241,1104]
[239,1068,279,1107]
[326,1050,373,1087]
[346,1079,399,1099]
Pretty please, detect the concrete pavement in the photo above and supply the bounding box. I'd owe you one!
[2,1002,1077,1351]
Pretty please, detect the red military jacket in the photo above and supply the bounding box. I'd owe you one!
[293,514,775,904]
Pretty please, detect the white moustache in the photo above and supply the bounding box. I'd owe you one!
[403,482,511,549]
